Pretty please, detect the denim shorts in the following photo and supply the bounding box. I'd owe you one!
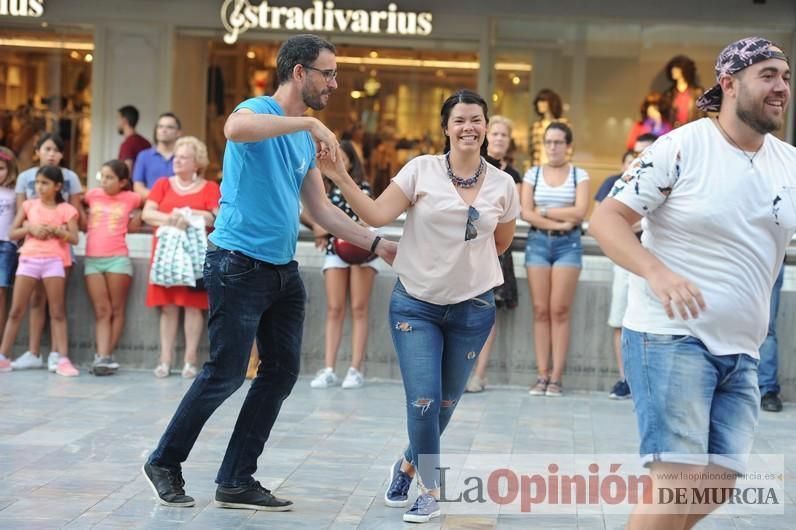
[622,328,760,474]
[0,240,18,287]
[524,228,582,268]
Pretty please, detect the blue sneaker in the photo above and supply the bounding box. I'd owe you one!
[403,493,440,523]
[609,379,631,400]
[384,458,413,507]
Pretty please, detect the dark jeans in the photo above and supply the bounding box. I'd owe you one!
[759,264,783,395]
[148,247,306,487]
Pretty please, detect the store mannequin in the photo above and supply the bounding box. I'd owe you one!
[626,92,672,150]
[529,89,568,167]
[661,55,706,128]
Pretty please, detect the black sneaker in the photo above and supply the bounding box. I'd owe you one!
[761,391,783,413]
[609,379,631,400]
[215,481,293,511]
[142,462,195,507]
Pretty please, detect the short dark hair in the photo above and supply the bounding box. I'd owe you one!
[157,112,181,130]
[118,105,140,128]
[533,89,564,119]
[440,89,490,155]
[276,34,336,85]
[36,132,64,152]
[35,165,65,204]
[544,121,573,145]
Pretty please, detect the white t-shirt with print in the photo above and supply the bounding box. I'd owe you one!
[16,166,83,201]
[523,164,590,208]
[611,117,796,359]
[0,187,16,242]
[392,154,521,305]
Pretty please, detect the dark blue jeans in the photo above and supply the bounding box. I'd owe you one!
[390,280,495,491]
[759,264,783,395]
[148,247,306,487]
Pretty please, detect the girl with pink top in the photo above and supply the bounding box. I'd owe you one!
[0,166,79,376]
[84,160,142,375]
[0,147,19,373]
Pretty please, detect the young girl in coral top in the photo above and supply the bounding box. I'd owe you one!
[84,160,142,375]
[0,166,79,376]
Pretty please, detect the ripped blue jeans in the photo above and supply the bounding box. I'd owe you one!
[389,279,495,490]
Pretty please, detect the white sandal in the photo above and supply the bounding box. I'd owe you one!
[153,363,170,378]
[181,363,198,379]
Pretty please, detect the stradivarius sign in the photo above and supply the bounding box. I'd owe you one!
[0,0,44,17]
[221,0,433,44]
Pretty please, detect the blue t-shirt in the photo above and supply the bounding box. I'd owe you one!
[132,147,174,189]
[594,174,622,202]
[210,96,316,264]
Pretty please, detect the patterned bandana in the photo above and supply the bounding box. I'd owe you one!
[696,36,790,112]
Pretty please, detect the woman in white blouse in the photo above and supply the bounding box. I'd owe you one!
[318,90,519,524]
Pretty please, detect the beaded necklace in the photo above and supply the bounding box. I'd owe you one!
[445,152,484,188]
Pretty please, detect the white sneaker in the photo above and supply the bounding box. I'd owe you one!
[47,352,60,372]
[11,351,44,370]
[341,367,364,389]
[310,367,339,388]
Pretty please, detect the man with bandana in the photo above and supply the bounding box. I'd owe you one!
[591,37,793,529]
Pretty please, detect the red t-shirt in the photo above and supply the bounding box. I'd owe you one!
[119,133,152,171]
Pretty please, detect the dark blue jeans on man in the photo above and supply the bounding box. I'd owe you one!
[148,247,306,487]
[759,264,783,396]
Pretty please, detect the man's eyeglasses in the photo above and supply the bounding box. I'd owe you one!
[543,140,567,147]
[465,205,479,241]
[302,64,338,81]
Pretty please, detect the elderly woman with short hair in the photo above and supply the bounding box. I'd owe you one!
[142,136,220,378]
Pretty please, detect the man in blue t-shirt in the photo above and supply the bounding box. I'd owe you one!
[132,112,181,199]
[143,34,396,512]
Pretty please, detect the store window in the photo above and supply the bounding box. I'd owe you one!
[204,40,478,191]
[490,17,794,189]
[0,28,93,179]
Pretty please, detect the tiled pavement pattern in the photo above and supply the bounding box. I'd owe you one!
[0,371,794,529]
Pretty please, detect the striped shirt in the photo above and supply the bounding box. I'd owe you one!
[523,164,589,208]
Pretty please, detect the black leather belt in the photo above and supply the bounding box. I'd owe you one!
[530,227,579,237]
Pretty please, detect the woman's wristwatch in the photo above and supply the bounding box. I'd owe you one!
[540,207,548,218]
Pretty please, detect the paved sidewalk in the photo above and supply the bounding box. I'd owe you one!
[0,371,793,529]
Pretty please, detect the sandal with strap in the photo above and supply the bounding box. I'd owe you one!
[545,381,563,397]
[529,376,550,396]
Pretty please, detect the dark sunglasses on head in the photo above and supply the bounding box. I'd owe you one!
[465,205,480,241]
